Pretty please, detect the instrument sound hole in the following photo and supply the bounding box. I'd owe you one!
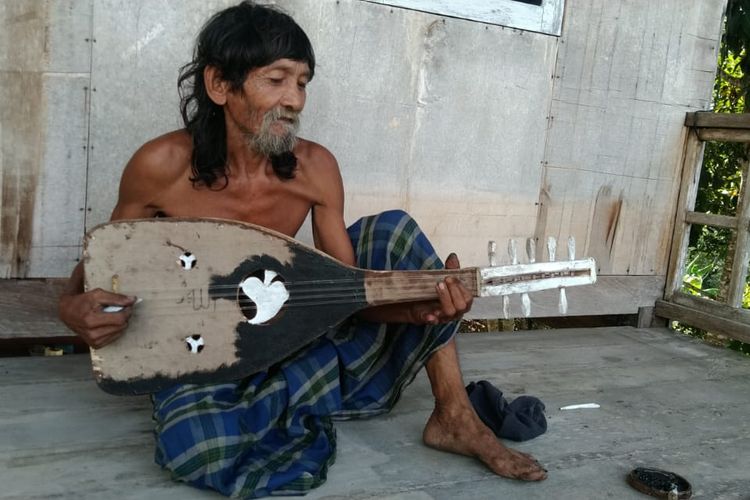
[185,334,205,353]
[237,269,288,325]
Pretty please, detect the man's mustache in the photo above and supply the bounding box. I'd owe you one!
[266,107,299,126]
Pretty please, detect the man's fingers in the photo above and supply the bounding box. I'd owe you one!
[436,282,457,317]
[90,288,137,308]
[446,278,468,313]
[88,325,127,349]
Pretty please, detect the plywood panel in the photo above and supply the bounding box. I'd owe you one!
[0,70,43,278]
[84,0,558,268]
[537,0,724,276]
[537,162,678,276]
[296,1,557,266]
[86,0,227,226]
[292,0,422,212]
[0,0,93,278]
[27,74,90,277]
[0,0,92,74]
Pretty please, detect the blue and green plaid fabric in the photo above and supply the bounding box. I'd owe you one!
[151,210,459,498]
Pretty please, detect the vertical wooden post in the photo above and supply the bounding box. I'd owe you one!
[665,129,705,301]
[727,158,750,308]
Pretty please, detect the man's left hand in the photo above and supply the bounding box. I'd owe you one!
[411,253,473,324]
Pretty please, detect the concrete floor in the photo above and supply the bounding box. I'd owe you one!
[1,327,748,499]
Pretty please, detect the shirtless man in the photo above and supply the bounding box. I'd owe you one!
[59,1,546,496]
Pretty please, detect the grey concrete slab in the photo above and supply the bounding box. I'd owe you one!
[1,327,748,499]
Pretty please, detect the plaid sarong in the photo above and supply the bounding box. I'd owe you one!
[151,210,459,498]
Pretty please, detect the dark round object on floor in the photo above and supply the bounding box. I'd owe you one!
[626,467,692,499]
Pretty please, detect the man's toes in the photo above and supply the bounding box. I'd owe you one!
[520,467,548,481]
[510,461,546,481]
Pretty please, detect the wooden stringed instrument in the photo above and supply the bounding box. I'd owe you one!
[83,218,597,395]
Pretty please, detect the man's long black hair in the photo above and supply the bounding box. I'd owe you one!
[178,1,315,187]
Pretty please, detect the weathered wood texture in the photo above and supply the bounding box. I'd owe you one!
[2,328,749,498]
[697,128,750,143]
[685,110,750,129]
[655,296,750,345]
[0,279,68,339]
[0,0,92,278]
[536,0,723,278]
[664,110,750,323]
[727,159,750,307]
[685,211,738,229]
[665,129,705,300]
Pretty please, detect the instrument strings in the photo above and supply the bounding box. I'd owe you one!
[110,274,467,317]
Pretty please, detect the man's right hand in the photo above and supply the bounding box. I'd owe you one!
[59,289,137,348]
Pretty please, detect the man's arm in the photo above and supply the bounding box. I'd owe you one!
[307,146,472,325]
[309,147,356,266]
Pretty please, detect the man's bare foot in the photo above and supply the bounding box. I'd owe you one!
[422,403,547,481]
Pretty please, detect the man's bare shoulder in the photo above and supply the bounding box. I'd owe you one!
[294,138,340,178]
[124,130,192,184]
[113,130,193,219]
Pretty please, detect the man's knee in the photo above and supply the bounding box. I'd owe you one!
[374,209,415,228]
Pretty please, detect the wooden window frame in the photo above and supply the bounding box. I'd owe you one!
[361,0,565,36]
[658,111,750,344]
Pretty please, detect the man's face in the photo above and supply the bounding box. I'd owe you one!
[226,58,310,156]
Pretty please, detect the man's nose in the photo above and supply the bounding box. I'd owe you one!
[280,84,305,111]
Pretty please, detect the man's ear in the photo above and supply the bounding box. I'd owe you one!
[204,66,230,105]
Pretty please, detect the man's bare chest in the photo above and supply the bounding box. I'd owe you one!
[158,182,314,237]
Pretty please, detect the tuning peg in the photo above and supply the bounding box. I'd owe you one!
[488,240,497,267]
[547,236,557,261]
[520,237,535,317]
[522,293,531,317]
[559,236,573,314]
[508,239,518,265]
[568,236,575,261]
[526,237,536,263]
[559,288,568,314]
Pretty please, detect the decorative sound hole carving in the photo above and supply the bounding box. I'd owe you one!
[179,252,197,269]
[238,269,289,325]
[185,334,204,353]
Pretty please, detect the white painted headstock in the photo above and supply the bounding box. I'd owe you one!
[482,236,596,317]
[478,258,597,297]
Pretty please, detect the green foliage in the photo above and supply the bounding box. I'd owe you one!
[682,250,722,299]
[688,0,748,279]
[724,0,750,83]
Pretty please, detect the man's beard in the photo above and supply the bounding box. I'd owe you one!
[245,107,300,156]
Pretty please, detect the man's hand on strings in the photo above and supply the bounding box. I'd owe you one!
[59,289,137,349]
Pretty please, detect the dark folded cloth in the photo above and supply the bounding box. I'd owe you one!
[466,380,547,442]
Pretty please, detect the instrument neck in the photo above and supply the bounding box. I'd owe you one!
[363,268,480,306]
